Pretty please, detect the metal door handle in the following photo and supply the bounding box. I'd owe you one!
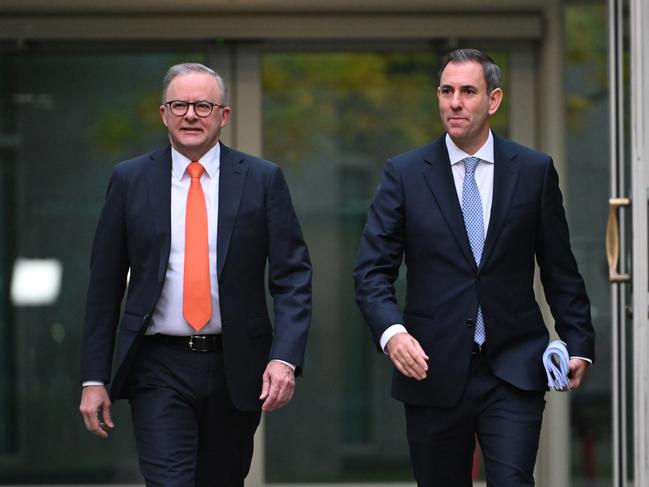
[606,197,631,283]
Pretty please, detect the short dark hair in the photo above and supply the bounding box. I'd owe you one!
[438,49,501,93]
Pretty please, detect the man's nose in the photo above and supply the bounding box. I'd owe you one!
[450,92,462,108]
[184,104,198,119]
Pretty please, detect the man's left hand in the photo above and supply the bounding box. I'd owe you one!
[568,358,590,390]
[259,360,295,411]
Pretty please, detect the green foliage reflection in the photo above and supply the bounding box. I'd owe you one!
[263,52,440,170]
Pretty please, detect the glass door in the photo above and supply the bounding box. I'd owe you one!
[260,43,518,485]
[607,0,633,485]
[628,0,649,485]
[0,45,218,483]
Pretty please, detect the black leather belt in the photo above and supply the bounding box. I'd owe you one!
[148,334,222,352]
[471,342,484,355]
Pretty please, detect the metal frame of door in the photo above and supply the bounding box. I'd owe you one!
[608,0,649,485]
[630,0,649,485]
[608,1,630,486]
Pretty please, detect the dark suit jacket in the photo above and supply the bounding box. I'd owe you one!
[80,143,312,411]
[353,134,594,408]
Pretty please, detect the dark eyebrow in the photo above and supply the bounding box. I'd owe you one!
[438,84,479,91]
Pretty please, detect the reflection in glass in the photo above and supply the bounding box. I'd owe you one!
[10,258,63,306]
[263,50,509,483]
[565,3,613,485]
[0,50,204,481]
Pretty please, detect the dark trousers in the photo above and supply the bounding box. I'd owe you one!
[405,352,545,487]
[128,339,262,487]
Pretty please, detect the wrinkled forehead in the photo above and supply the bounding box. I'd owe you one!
[165,72,222,101]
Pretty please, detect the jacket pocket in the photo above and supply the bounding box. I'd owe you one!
[119,312,143,332]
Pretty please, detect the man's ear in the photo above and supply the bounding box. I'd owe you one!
[160,105,169,128]
[220,106,232,128]
[488,88,504,116]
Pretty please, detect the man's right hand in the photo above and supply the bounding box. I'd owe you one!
[386,332,429,380]
[79,385,114,438]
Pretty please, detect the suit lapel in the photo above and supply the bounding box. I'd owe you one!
[217,143,248,280]
[422,140,477,270]
[144,146,172,283]
[480,136,519,270]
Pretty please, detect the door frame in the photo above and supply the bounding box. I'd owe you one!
[630,0,649,486]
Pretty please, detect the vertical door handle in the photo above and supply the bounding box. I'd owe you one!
[606,197,631,283]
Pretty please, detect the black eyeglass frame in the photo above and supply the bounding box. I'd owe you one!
[164,100,227,117]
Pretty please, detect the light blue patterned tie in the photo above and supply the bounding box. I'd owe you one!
[462,156,486,345]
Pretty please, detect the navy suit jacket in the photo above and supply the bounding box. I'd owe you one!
[353,134,594,408]
[80,143,312,411]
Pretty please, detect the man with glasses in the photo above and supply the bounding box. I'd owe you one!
[354,49,594,486]
[79,63,312,486]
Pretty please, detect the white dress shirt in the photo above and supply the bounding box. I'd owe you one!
[446,132,495,234]
[154,144,294,370]
[83,146,222,386]
[147,144,223,336]
[83,144,293,387]
[378,133,591,365]
[379,132,495,351]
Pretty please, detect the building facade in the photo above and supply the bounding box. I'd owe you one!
[0,1,646,486]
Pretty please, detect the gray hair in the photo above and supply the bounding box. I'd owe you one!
[162,63,229,105]
[439,49,501,93]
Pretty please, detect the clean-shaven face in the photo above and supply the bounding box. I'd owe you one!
[160,72,231,161]
[437,61,502,154]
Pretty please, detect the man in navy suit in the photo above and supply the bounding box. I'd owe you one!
[79,63,312,486]
[353,49,594,486]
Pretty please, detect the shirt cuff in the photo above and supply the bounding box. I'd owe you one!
[271,359,296,371]
[570,356,592,364]
[82,381,104,387]
[379,324,408,353]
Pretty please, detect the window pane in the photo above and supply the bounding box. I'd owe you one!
[262,49,509,483]
[564,3,614,485]
[0,50,203,482]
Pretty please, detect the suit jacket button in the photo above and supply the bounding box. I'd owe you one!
[465,319,474,327]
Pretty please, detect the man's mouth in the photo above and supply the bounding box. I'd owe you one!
[447,117,469,127]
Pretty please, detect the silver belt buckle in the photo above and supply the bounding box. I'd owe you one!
[189,335,210,352]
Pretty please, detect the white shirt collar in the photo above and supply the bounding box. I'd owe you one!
[445,131,495,166]
[171,142,221,181]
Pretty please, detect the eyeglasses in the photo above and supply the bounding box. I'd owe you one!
[164,100,226,117]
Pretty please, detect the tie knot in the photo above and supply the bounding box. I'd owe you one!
[187,161,205,179]
[463,156,480,175]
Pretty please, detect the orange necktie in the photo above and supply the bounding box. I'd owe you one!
[183,161,211,331]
